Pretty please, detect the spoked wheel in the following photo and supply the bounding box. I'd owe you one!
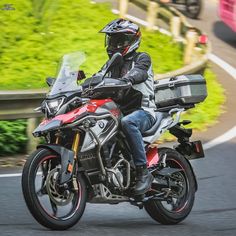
[22,148,87,230]
[145,148,196,224]
[185,0,202,19]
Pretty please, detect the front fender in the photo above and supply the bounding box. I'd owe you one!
[37,144,74,185]
[33,120,62,137]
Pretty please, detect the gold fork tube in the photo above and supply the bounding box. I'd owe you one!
[72,132,80,159]
[55,136,60,144]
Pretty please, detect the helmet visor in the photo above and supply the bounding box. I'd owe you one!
[105,33,136,49]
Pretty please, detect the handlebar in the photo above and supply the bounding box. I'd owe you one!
[81,77,132,98]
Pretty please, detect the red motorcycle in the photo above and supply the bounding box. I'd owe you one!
[22,51,206,230]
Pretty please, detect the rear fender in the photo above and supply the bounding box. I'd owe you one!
[159,147,198,192]
[37,144,74,185]
[183,157,198,192]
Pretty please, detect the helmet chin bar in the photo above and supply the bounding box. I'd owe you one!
[122,46,131,56]
[106,39,140,58]
[107,46,127,58]
[125,40,140,55]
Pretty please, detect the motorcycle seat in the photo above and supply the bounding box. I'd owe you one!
[142,112,168,137]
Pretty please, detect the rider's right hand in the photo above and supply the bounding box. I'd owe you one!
[82,74,103,89]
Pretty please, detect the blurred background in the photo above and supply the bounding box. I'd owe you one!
[0,0,236,235]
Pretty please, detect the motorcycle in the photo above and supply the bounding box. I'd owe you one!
[22,51,206,230]
[160,0,202,19]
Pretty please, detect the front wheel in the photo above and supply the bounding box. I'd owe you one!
[145,148,196,224]
[21,148,87,230]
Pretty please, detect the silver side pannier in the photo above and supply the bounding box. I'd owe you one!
[154,75,207,108]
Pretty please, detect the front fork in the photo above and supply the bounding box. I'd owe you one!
[68,132,80,173]
[70,132,80,190]
[56,131,80,174]
[38,132,81,185]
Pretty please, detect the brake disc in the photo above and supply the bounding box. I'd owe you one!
[45,168,74,206]
[170,172,187,198]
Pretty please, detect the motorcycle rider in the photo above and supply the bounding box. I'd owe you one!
[99,19,156,195]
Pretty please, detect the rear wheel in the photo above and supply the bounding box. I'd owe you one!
[22,148,87,230]
[185,0,202,19]
[145,148,196,224]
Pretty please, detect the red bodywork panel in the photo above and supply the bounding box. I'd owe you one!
[40,99,115,126]
[39,98,159,168]
[146,147,159,167]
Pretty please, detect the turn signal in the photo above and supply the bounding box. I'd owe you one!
[67,163,73,173]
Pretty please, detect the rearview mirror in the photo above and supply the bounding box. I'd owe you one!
[46,77,55,87]
[102,52,123,79]
[77,70,86,81]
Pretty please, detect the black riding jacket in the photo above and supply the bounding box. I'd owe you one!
[96,51,156,116]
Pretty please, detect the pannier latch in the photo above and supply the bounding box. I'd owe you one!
[168,77,177,88]
[169,77,177,81]
[168,83,175,88]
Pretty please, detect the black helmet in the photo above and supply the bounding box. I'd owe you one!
[100,19,141,58]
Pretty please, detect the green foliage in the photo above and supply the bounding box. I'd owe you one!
[0,0,183,90]
[140,31,183,73]
[0,120,27,156]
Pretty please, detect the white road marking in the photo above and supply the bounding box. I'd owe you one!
[0,172,42,178]
[0,173,22,178]
[203,126,236,150]
[203,54,236,149]
[209,54,236,81]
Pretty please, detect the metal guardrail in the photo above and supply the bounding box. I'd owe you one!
[0,89,47,153]
[0,90,46,120]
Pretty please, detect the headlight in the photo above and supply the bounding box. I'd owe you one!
[45,97,64,116]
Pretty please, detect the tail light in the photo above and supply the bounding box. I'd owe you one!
[199,34,208,44]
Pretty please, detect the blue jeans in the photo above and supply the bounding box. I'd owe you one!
[121,109,156,166]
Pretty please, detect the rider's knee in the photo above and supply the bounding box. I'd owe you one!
[121,116,133,130]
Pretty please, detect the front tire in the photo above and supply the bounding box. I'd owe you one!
[22,148,87,230]
[145,148,195,225]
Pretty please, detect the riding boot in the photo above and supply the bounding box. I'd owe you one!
[134,165,154,195]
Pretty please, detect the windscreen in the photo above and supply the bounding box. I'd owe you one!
[48,51,86,95]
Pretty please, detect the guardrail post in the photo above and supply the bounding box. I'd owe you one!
[119,0,129,18]
[170,16,181,39]
[184,29,198,65]
[146,1,159,31]
[26,118,39,154]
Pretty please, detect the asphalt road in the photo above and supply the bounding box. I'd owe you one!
[1,0,236,235]
[1,140,236,236]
